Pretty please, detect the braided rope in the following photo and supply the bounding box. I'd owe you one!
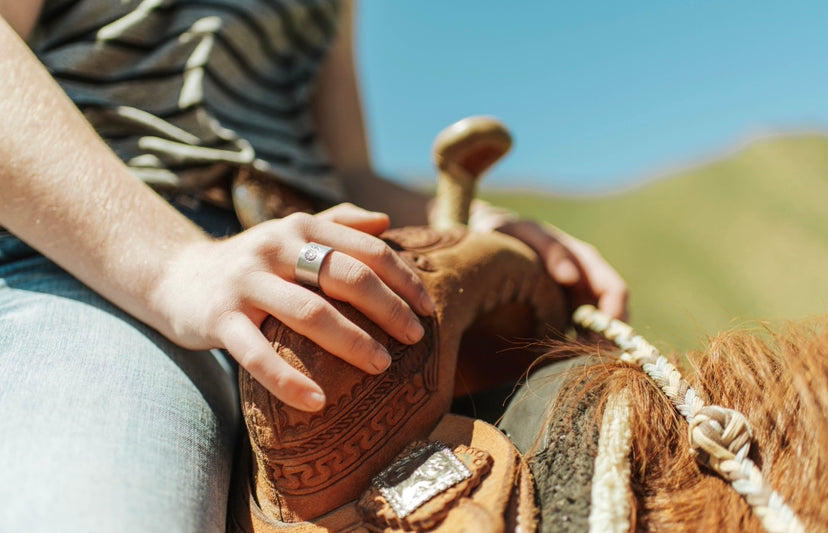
[573,305,806,533]
[589,388,633,533]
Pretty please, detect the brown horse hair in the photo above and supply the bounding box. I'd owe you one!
[532,316,828,532]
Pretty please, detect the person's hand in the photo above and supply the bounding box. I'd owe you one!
[494,220,629,321]
[151,203,435,412]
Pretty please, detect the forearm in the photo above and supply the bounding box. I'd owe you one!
[0,17,209,336]
[0,8,443,413]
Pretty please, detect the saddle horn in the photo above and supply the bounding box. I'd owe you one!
[431,116,512,230]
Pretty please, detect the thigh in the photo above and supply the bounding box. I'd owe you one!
[0,235,240,533]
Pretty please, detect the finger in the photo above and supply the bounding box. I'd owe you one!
[498,221,582,286]
[315,203,390,236]
[565,248,629,320]
[318,252,426,345]
[560,237,629,320]
[599,289,629,322]
[302,221,435,317]
[218,312,326,412]
[503,220,630,320]
[592,268,629,321]
[246,275,394,374]
[548,254,581,286]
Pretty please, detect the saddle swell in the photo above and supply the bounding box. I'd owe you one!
[233,225,569,528]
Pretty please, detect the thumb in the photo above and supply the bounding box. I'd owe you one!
[315,203,390,235]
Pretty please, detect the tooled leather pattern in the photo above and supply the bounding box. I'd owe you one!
[269,381,433,494]
[246,313,440,496]
[242,226,467,498]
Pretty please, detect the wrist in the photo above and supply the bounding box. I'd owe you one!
[144,236,217,347]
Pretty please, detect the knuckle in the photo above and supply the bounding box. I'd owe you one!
[342,331,372,361]
[283,211,314,234]
[245,230,274,255]
[384,299,409,327]
[362,239,392,262]
[342,261,375,288]
[267,371,298,398]
[294,297,328,323]
[255,364,307,406]
[238,346,265,374]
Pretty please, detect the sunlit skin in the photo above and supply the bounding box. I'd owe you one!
[0,1,627,412]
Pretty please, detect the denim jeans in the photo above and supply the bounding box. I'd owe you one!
[0,201,242,533]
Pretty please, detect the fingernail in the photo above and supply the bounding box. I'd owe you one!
[406,318,425,344]
[420,292,435,315]
[372,347,392,372]
[302,390,326,411]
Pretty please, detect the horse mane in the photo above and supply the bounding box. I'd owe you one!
[531,316,828,532]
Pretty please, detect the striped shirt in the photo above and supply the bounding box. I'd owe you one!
[29,0,345,203]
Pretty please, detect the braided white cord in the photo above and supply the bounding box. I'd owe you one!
[573,305,806,533]
[589,388,634,533]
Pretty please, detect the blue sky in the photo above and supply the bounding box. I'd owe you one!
[356,2,828,193]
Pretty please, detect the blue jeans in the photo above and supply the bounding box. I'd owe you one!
[0,202,242,532]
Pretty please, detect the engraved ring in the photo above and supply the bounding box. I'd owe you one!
[295,242,334,288]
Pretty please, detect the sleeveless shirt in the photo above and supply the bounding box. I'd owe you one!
[29,0,345,204]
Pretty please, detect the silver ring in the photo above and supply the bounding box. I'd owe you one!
[295,242,333,288]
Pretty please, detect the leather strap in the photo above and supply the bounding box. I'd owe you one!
[227,414,537,533]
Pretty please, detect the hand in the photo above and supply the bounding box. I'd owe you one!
[151,203,435,412]
[494,220,629,321]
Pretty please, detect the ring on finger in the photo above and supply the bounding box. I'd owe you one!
[295,242,334,288]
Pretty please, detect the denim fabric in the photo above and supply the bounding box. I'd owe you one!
[0,206,242,532]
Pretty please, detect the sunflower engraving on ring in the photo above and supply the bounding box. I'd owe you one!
[295,242,333,288]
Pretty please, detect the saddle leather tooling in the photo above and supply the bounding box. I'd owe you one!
[227,117,569,532]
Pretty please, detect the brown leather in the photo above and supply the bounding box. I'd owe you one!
[231,166,323,228]
[234,224,567,528]
[227,414,538,533]
[357,441,494,530]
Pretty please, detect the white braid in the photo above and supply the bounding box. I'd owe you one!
[589,388,633,533]
[573,305,806,533]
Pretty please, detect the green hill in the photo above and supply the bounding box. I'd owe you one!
[482,134,828,353]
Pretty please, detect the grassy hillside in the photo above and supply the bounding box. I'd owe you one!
[482,134,828,353]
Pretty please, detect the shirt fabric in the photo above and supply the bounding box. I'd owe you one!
[29,0,345,204]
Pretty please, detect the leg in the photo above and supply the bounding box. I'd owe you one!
[0,234,240,533]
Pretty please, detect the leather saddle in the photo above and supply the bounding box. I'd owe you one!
[226,118,570,532]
